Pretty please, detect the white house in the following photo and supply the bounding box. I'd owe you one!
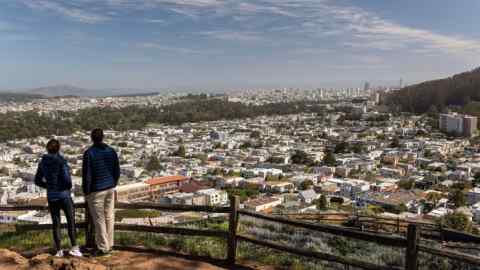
[196,188,228,206]
[299,189,319,204]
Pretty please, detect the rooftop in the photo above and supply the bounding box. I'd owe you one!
[145,175,189,186]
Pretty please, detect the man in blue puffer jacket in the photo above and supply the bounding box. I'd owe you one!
[82,128,120,257]
[35,139,82,257]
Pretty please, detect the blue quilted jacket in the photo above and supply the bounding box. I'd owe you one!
[82,143,120,195]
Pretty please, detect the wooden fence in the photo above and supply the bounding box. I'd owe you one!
[1,197,480,270]
[281,212,480,245]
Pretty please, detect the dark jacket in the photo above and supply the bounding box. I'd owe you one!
[82,143,120,195]
[34,154,72,201]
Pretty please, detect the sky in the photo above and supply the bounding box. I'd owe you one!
[1,0,480,91]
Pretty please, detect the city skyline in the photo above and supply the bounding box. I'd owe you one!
[1,0,480,90]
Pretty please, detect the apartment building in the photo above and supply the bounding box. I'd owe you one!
[115,182,150,202]
[146,175,190,200]
[439,113,478,137]
[116,175,190,202]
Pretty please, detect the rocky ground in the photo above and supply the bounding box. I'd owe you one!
[0,248,275,270]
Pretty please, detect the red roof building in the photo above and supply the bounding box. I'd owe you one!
[145,175,190,200]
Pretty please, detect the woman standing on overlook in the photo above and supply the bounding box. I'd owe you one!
[34,139,82,257]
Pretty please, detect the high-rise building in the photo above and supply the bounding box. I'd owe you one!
[463,115,478,138]
[363,82,370,92]
[439,113,478,137]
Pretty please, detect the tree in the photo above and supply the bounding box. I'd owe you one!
[0,167,8,175]
[323,150,336,166]
[239,141,253,149]
[118,141,128,147]
[214,142,224,149]
[397,203,409,213]
[317,194,328,210]
[439,212,474,233]
[267,156,285,164]
[330,197,344,205]
[426,192,442,206]
[173,145,186,158]
[398,179,415,190]
[334,141,348,154]
[450,189,466,208]
[291,150,313,165]
[351,144,365,154]
[474,172,480,187]
[299,180,314,191]
[250,130,261,139]
[146,155,162,172]
[390,137,400,148]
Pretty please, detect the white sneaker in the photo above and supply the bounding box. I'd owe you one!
[55,250,64,257]
[69,246,83,257]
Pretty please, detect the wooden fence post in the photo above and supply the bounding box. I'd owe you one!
[84,203,96,249]
[227,196,240,265]
[405,224,419,270]
[396,217,400,234]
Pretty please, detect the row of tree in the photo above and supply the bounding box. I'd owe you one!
[0,99,324,142]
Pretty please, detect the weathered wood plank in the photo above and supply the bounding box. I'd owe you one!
[0,202,230,213]
[237,234,402,270]
[15,222,87,232]
[418,244,480,266]
[0,203,87,211]
[115,202,231,213]
[114,224,228,238]
[405,224,419,270]
[239,210,408,247]
[227,196,239,265]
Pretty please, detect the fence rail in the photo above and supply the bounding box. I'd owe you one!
[2,197,480,270]
[240,209,408,247]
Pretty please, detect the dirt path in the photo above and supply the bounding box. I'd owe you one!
[0,248,279,270]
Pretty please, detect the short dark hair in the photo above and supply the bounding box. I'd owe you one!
[91,128,104,144]
[46,139,60,154]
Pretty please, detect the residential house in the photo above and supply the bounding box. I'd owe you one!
[244,197,283,212]
[299,189,319,204]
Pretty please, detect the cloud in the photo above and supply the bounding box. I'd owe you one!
[20,0,110,24]
[290,48,331,55]
[265,0,480,54]
[154,0,223,7]
[199,30,263,42]
[236,2,296,17]
[15,0,480,56]
[136,42,210,54]
[144,19,166,23]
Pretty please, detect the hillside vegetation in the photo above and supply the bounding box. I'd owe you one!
[0,92,45,102]
[384,67,480,114]
[0,99,323,142]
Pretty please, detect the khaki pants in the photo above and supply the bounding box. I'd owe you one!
[87,188,115,252]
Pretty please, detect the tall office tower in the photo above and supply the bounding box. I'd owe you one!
[363,82,370,92]
[399,78,403,89]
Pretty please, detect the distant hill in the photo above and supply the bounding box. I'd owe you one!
[0,92,45,102]
[25,85,156,97]
[28,85,93,97]
[110,92,160,98]
[384,67,480,114]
